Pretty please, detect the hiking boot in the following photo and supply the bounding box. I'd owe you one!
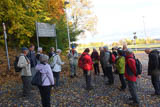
[106,82,113,85]
[70,75,74,78]
[74,74,78,77]
[86,86,93,91]
[127,101,139,106]
[128,97,133,101]
[118,88,126,91]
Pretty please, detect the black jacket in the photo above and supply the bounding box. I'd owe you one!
[148,50,160,75]
[27,51,37,68]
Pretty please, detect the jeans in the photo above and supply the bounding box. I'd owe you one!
[119,74,126,89]
[151,75,160,95]
[83,71,92,89]
[105,66,114,84]
[70,64,77,76]
[93,63,100,75]
[38,86,52,107]
[53,72,60,87]
[128,80,139,103]
[21,76,32,96]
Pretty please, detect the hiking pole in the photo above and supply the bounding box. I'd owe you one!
[3,23,10,71]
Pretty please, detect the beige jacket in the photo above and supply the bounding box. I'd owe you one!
[17,54,32,76]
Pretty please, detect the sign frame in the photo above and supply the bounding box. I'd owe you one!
[36,22,57,49]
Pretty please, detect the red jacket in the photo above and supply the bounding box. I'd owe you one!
[125,54,137,82]
[79,52,93,71]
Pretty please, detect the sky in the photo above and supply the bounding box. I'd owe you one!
[77,0,160,44]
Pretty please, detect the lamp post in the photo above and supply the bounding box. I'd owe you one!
[64,1,71,49]
[142,16,147,38]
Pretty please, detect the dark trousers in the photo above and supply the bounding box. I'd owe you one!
[21,76,32,96]
[119,74,126,89]
[83,71,92,89]
[151,75,160,95]
[105,66,114,84]
[128,80,139,103]
[101,63,105,76]
[53,72,60,87]
[38,86,52,107]
[93,63,100,75]
[70,64,77,76]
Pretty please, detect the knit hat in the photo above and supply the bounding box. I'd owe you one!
[103,46,108,50]
[39,54,49,63]
[72,45,75,49]
[21,47,28,51]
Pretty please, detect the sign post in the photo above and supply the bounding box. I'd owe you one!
[133,32,137,52]
[36,22,57,49]
[3,23,10,71]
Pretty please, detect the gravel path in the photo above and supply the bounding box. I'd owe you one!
[0,53,160,107]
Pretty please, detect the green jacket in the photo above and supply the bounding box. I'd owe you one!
[115,56,125,74]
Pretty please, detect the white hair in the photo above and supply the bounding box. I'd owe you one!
[38,47,42,52]
[40,54,49,63]
[56,49,62,53]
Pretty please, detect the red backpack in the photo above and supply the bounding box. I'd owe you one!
[109,52,116,64]
[112,54,116,63]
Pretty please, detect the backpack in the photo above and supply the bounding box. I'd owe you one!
[14,55,28,72]
[48,54,57,68]
[109,52,116,64]
[14,56,22,72]
[135,58,143,76]
[31,71,48,86]
[127,57,142,76]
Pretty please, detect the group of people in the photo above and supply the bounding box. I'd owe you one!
[78,46,140,105]
[16,44,160,107]
[78,45,160,105]
[17,44,65,107]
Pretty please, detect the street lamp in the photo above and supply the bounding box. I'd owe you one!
[64,1,71,49]
[142,16,147,38]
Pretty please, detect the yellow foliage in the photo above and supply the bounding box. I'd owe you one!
[48,0,65,20]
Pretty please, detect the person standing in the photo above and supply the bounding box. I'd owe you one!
[68,46,78,78]
[79,48,93,90]
[35,54,54,107]
[36,47,43,64]
[115,49,126,91]
[112,47,118,58]
[103,46,114,85]
[51,49,64,87]
[122,44,128,57]
[49,47,56,58]
[125,49,140,105]
[18,47,32,97]
[27,44,37,78]
[99,47,105,76]
[91,48,100,75]
[145,48,160,95]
